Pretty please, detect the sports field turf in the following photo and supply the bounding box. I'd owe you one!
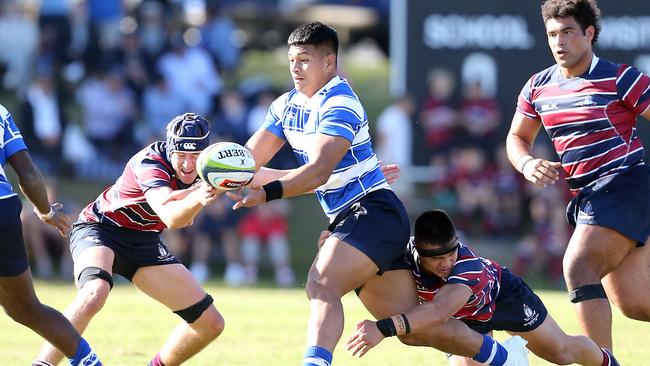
[0,281,645,365]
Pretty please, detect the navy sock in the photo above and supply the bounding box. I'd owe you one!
[472,335,507,366]
[69,337,102,366]
[303,345,333,366]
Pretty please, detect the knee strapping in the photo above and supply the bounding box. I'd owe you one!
[174,294,214,323]
[77,266,113,290]
[569,284,607,303]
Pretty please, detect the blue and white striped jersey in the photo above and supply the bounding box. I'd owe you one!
[262,76,390,220]
[0,104,28,199]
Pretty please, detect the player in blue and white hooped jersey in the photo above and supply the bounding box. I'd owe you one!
[347,210,620,366]
[507,0,650,353]
[227,22,528,366]
[0,104,102,366]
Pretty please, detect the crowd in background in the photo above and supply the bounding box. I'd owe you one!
[1,0,570,287]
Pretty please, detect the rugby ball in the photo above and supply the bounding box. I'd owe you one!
[197,142,256,190]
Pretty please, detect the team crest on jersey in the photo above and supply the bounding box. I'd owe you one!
[523,304,539,326]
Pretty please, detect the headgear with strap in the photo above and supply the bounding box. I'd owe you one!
[165,113,210,161]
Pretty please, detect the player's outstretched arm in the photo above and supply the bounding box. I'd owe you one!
[506,112,560,187]
[7,150,71,236]
[229,133,350,209]
[146,182,220,229]
[346,283,471,357]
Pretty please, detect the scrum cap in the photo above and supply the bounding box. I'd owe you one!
[165,113,210,159]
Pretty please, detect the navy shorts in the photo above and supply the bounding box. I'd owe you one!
[566,165,650,246]
[328,189,410,274]
[0,196,29,277]
[462,269,548,334]
[70,222,180,282]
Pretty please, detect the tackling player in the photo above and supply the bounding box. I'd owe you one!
[345,209,620,366]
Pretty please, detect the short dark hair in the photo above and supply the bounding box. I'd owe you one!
[414,209,456,247]
[541,0,601,44]
[287,22,339,56]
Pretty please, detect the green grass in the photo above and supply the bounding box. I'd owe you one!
[0,282,647,365]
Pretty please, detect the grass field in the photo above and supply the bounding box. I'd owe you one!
[0,281,646,365]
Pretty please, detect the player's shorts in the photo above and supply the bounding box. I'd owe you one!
[566,164,650,246]
[461,269,548,334]
[328,189,410,274]
[0,196,29,277]
[70,221,180,281]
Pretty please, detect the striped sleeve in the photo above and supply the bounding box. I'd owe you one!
[515,76,540,119]
[2,112,27,158]
[445,258,484,289]
[134,156,172,191]
[616,64,650,114]
[261,93,289,140]
[318,95,364,142]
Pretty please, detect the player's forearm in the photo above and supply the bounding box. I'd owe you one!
[276,162,330,198]
[18,169,51,214]
[159,192,204,229]
[251,167,292,186]
[506,133,535,172]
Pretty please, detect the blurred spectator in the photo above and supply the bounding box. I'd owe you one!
[19,64,67,175]
[238,201,295,287]
[110,32,155,103]
[157,33,222,116]
[38,0,72,65]
[200,2,242,74]
[375,95,415,197]
[75,67,136,163]
[450,147,494,236]
[458,80,501,150]
[20,178,76,280]
[0,1,39,93]
[375,95,414,167]
[484,146,526,237]
[189,196,244,285]
[137,1,168,59]
[512,193,569,288]
[213,89,249,145]
[419,68,459,156]
[142,72,187,143]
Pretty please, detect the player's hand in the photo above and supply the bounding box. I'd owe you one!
[346,320,385,357]
[194,182,221,206]
[521,159,561,187]
[43,202,71,237]
[225,185,265,210]
[317,230,331,250]
[379,161,401,185]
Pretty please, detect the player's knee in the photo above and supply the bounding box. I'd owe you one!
[174,294,221,337]
[562,258,601,287]
[2,298,43,326]
[616,301,650,321]
[305,278,339,301]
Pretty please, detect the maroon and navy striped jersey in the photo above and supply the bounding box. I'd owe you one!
[79,141,193,232]
[516,55,650,194]
[406,241,502,322]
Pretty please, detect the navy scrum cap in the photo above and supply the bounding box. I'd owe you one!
[165,113,210,159]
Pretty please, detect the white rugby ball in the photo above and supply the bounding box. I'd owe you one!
[197,142,256,190]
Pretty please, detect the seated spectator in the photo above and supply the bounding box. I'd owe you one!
[238,201,295,287]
